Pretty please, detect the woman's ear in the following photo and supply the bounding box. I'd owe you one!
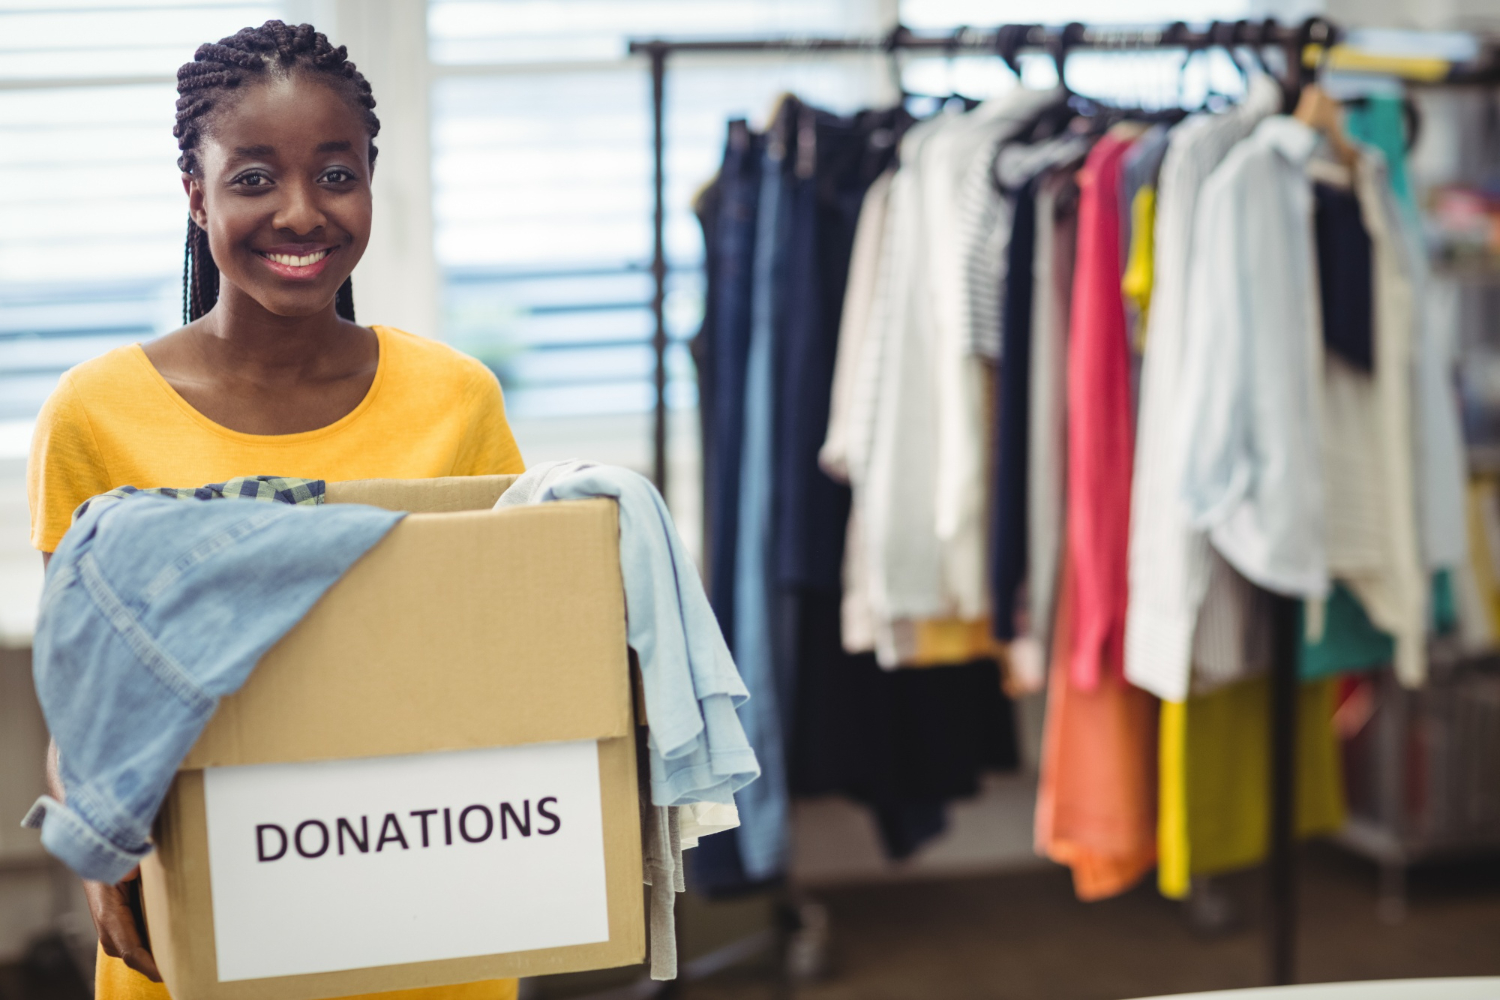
[182,172,209,229]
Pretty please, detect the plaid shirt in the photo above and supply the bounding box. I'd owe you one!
[73,476,325,523]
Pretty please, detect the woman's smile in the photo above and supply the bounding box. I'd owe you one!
[255,243,339,280]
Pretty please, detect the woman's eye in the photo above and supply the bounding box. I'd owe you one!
[321,168,355,184]
[234,172,271,187]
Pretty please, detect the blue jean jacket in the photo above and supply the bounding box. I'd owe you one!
[23,491,402,883]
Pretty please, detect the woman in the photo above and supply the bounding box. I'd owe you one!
[29,21,524,1000]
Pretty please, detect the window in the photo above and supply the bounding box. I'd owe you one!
[0,0,284,455]
[428,0,889,423]
[2,0,1261,460]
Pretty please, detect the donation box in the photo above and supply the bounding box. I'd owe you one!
[139,475,645,1000]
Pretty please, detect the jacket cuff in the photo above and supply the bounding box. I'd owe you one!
[22,795,151,884]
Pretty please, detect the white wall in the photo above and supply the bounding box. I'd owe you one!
[1252,0,1500,30]
[1325,0,1500,30]
[287,0,442,340]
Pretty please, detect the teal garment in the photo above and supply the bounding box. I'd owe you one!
[1345,96,1418,222]
[1432,569,1458,635]
[1300,583,1395,680]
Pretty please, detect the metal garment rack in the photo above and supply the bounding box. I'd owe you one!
[624,18,1333,990]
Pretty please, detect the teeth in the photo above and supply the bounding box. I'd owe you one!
[263,249,331,267]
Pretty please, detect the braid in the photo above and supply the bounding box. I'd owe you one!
[176,20,377,322]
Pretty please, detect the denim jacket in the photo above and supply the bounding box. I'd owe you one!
[23,490,402,883]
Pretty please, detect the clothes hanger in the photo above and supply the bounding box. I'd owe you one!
[1048,21,1084,98]
[940,25,982,111]
[1290,18,1359,170]
[1281,15,1335,112]
[1210,21,1249,89]
[1223,20,1262,84]
[994,22,1032,84]
[1008,24,1080,143]
[886,23,979,117]
[884,24,910,105]
[1162,21,1197,110]
[1195,20,1247,110]
[1178,30,1211,111]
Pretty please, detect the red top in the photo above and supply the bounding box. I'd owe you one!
[1066,133,1137,690]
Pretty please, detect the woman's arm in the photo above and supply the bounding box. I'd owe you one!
[42,553,162,983]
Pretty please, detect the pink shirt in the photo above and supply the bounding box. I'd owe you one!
[1066,134,1137,690]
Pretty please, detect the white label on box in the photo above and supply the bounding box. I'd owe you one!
[202,740,610,982]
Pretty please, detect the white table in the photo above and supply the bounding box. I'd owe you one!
[1133,979,1500,999]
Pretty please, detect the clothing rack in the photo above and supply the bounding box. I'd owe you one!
[624,19,1475,989]
[630,17,1339,496]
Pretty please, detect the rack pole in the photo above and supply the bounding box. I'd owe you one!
[1268,592,1300,985]
[649,43,669,495]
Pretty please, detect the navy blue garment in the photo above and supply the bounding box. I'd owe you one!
[870,800,949,860]
[990,178,1040,641]
[691,173,722,563]
[702,122,762,648]
[788,591,1018,860]
[1314,181,1374,373]
[773,103,906,593]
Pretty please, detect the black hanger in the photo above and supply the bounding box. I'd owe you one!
[1013,24,1080,144]
[1190,19,1246,110]
[1170,21,1208,110]
[1226,19,1266,79]
[938,25,983,111]
[994,23,1033,82]
[1049,22,1084,96]
[885,23,910,102]
[1283,15,1339,112]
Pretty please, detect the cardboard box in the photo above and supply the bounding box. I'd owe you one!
[139,475,645,1000]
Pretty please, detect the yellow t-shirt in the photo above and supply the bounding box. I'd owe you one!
[29,325,525,552]
[29,324,524,1000]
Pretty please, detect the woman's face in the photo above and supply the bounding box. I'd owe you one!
[185,74,373,319]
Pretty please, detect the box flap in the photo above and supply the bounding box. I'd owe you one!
[183,498,629,769]
[325,475,519,512]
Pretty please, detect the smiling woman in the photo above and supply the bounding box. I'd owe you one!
[26,19,524,1000]
[172,22,379,327]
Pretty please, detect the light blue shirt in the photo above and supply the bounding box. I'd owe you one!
[728,144,790,880]
[496,462,760,808]
[1178,116,1331,599]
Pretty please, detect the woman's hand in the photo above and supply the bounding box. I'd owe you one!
[84,868,162,982]
[46,732,161,983]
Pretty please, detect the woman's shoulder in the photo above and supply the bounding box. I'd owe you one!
[375,326,499,395]
[371,327,522,476]
[36,344,156,430]
[58,343,154,397]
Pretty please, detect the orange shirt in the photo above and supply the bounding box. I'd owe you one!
[29,325,525,1000]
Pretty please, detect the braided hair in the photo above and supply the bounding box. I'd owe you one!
[175,20,379,324]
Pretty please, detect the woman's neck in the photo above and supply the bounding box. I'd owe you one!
[194,285,360,386]
[141,283,380,435]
